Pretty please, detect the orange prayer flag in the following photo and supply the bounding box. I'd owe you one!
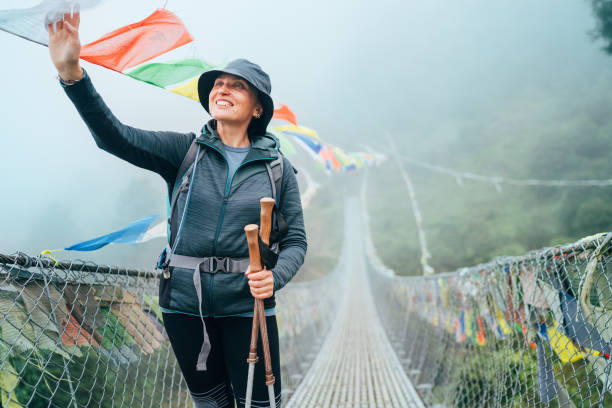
[273,104,298,126]
[476,316,486,346]
[80,8,193,73]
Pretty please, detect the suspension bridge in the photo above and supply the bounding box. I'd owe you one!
[1,187,612,407]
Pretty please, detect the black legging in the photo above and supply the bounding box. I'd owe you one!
[163,312,282,408]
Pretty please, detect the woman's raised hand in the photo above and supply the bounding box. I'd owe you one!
[47,12,83,81]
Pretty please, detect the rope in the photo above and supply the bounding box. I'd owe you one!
[386,134,434,275]
[0,252,160,279]
[378,148,612,189]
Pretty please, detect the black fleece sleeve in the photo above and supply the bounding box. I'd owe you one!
[271,156,307,291]
[61,69,195,185]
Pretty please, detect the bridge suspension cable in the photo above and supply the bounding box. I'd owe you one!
[386,134,434,275]
[378,148,612,191]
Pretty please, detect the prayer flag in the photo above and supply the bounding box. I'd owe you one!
[65,215,159,251]
[320,145,342,172]
[127,58,217,88]
[0,0,101,46]
[80,8,193,72]
[274,125,319,139]
[0,1,378,180]
[546,322,586,363]
[273,104,298,126]
[139,220,167,243]
[267,130,297,156]
[559,292,609,354]
[535,336,558,404]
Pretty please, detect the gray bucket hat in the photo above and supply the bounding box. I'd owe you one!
[198,59,274,136]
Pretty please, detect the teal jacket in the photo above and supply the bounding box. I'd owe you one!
[62,70,307,317]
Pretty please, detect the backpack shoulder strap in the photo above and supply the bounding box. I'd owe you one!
[265,154,290,245]
[265,155,284,204]
[174,138,200,193]
[168,139,206,246]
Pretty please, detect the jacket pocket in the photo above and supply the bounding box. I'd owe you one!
[213,273,254,315]
[168,267,202,314]
[212,273,277,315]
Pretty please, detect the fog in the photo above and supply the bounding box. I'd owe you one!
[1,0,610,270]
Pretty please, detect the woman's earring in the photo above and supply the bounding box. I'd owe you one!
[254,112,262,119]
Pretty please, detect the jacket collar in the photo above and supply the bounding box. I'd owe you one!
[198,120,279,159]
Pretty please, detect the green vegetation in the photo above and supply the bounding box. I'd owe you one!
[0,309,188,407]
[591,0,612,54]
[366,61,612,275]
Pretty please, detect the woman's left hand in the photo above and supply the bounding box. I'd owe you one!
[245,266,275,299]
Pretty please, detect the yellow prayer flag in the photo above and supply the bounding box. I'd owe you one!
[494,304,513,336]
[170,76,200,101]
[547,323,586,364]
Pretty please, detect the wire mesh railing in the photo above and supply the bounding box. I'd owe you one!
[365,206,612,406]
[6,184,612,407]
[0,252,340,407]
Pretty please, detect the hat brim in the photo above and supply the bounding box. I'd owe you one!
[198,69,273,136]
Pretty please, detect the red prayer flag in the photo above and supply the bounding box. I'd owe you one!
[273,104,298,126]
[476,317,486,345]
[80,8,193,73]
[320,145,342,172]
[62,313,96,346]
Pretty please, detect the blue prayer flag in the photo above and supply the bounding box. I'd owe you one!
[282,131,322,153]
[65,215,159,251]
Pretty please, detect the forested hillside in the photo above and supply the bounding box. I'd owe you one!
[366,0,612,276]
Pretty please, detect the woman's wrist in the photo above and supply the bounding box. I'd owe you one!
[58,65,84,82]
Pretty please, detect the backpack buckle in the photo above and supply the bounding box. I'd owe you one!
[209,257,229,273]
[156,247,172,278]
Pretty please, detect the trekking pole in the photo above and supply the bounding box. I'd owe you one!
[244,224,261,408]
[244,197,277,408]
[258,198,277,408]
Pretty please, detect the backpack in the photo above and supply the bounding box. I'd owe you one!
[158,136,288,270]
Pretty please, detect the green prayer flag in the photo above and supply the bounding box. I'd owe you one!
[126,58,218,88]
[270,130,297,155]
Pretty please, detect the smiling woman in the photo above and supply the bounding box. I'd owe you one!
[209,74,262,129]
[198,59,275,144]
[48,11,306,408]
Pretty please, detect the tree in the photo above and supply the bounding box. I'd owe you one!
[591,0,612,54]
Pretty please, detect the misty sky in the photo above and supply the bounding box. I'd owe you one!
[1,0,610,268]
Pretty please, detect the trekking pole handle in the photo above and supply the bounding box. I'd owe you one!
[259,197,275,246]
[244,225,262,272]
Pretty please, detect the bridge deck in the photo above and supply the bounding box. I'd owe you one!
[286,200,423,408]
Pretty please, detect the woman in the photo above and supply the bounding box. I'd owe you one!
[48,12,306,408]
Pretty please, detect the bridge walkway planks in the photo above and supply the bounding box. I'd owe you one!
[286,199,424,408]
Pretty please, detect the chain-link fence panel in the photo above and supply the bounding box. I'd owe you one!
[0,252,341,407]
[367,223,612,407]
